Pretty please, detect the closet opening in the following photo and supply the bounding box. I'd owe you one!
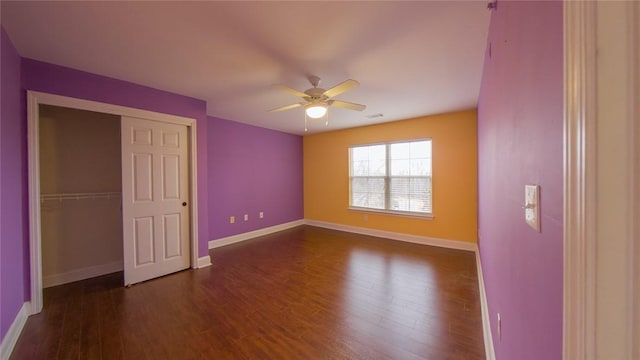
[28,91,199,314]
[39,105,124,289]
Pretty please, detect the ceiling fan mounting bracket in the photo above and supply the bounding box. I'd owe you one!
[308,75,321,88]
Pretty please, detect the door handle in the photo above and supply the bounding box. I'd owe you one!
[182,202,187,206]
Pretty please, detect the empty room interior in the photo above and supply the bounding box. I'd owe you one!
[1,1,638,360]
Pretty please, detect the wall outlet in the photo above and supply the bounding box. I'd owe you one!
[259,211,264,219]
[244,214,248,221]
[229,216,235,224]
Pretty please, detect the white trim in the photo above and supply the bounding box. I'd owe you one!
[189,123,199,271]
[565,3,640,358]
[197,256,212,268]
[563,2,598,359]
[209,220,306,249]
[0,302,30,360]
[27,91,199,315]
[475,250,496,360]
[305,220,477,252]
[42,261,123,288]
[28,91,194,126]
[629,4,640,358]
[209,219,476,253]
[27,93,43,314]
[348,207,434,220]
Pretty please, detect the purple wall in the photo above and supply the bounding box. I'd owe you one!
[477,2,563,359]
[1,27,28,341]
[0,26,305,347]
[208,117,303,241]
[21,59,211,257]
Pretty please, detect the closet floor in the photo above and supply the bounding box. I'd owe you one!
[11,225,485,359]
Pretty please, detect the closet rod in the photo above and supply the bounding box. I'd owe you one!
[40,192,121,201]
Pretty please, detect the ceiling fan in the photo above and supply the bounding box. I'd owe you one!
[269,75,366,131]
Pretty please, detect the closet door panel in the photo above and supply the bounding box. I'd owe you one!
[122,116,190,285]
[132,127,152,145]
[161,130,180,148]
[132,153,153,202]
[161,154,180,200]
[163,213,182,259]
[133,216,155,266]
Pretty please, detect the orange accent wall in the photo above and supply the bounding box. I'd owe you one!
[303,109,478,243]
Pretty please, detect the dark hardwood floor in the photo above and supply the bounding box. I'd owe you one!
[10,225,485,359]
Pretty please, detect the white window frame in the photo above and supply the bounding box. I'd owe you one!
[348,139,433,219]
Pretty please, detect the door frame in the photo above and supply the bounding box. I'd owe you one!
[27,90,200,314]
[563,1,639,358]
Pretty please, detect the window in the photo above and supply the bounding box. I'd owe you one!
[349,139,432,216]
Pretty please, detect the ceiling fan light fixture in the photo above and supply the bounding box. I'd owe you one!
[270,76,364,131]
[305,103,328,119]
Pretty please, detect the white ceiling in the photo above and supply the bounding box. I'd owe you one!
[2,1,490,135]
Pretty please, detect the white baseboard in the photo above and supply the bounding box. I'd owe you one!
[43,260,123,288]
[209,219,305,249]
[209,219,476,253]
[305,220,477,252]
[0,301,30,360]
[197,255,212,268]
[476,250,496,360]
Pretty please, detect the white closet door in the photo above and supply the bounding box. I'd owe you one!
[121,116,190,285]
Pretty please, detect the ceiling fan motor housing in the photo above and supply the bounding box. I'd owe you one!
[304,87,327,101]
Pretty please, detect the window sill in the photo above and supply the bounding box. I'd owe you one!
[348,207,434,220]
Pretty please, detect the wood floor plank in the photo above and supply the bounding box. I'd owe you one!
[10,225,484,359]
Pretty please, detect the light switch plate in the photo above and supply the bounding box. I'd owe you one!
[525,185,540,232]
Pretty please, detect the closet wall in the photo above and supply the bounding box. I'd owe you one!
[39,105,123,287]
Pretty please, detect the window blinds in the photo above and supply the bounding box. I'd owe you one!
[349,140,432,214]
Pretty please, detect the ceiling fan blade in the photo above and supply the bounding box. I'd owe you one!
[269,102,304,112]
[273,84,308,98]
[323,79,360,98]
[329,100,366,112]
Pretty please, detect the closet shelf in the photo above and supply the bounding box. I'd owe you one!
[40,192,121,201]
